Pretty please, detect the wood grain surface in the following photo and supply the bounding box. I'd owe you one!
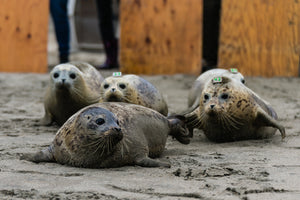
[120,0,202,75]
[218,0,300,77]
[0,0,49,73]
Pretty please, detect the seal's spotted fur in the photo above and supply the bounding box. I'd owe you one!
[185,76,285,142]
[22,103,190,168]
[99,74,168,116]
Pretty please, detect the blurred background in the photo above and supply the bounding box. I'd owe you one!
[0,0,299,76]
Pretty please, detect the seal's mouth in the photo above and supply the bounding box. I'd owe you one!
[106,94,122,102]
[109,127,123,141]
[55,82,71,90]
[206,108,218,117]
[87,129,123,156]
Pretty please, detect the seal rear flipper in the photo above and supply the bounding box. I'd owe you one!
[251,93,278,119]
[135,157,171,168]
[20,144,55,163]
[167,115,190,144]
[254,108,286,139]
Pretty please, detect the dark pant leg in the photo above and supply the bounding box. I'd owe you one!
[50,0,70,63]
[95,0,119,68]
[95,0,115,41]
[202,0,221,67]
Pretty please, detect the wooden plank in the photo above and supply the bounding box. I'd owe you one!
[120,0,202,75]
[218,0,300,77]
[0,0,49,73]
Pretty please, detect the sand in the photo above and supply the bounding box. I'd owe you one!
[0,70,300,200]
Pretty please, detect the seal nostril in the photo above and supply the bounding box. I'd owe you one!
[114,127,121,132]
[62,79,66,83]
[111,88,116,92]
[210,105,215,109]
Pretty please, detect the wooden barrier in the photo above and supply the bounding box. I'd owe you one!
[120,0,202,75]
[218,0,300,77]
[0,0,49,73]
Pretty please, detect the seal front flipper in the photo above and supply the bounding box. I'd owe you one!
[184,108,203,138]
[38,111,53,126]
[135,157,171,168]
[20,144,55,163]
[167,115,190,144]
[254,108,286,139]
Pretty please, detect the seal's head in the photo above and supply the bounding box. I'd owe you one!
[74,106,123,157]
[50,64,84,92]
[100,76,132,102]
[197,76,251,131]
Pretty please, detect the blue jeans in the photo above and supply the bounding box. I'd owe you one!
[50,0,70,62]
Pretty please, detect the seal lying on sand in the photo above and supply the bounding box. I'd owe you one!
[22,102,190,168]
[185,76,285,142]
[99,74,168,116]
[188,68,245,110]
[40,62,104,126]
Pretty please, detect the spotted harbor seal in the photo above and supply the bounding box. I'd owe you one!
[22,102,190,168]
[40,62,104,126]
[99,74,168,116]
[185,76,285,142]
[188,68,245,110]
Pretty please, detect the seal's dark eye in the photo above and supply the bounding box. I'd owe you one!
[70,73,76,79]
[119,83,126,89]
[103,84,109,89]
[53,72,59,79]
[221,93,229,100]
[204,94,210,100]
[241,79,245,84]
[95,118,105,125]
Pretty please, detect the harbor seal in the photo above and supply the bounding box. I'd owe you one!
[185,76,286,142]
[188,68,245,110]
[40,62,104,126]
[99,74,168,116]
[22,102,190,168]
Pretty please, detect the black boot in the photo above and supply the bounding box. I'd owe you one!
[96,39,119,70]
[59,54,69,64]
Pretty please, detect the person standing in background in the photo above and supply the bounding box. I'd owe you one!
[202,0,221,72]
[50,0,70,63]
[95,0,119,69]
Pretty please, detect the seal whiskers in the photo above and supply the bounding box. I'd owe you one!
[184,76,285,142]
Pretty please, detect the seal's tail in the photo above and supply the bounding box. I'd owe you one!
[167,115,190,144]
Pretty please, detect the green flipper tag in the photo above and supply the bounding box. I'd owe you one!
[212,77,222,84]
[112,72,122,77]
[230,68,238,74]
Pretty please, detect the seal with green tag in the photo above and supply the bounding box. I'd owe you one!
[212,77,222,83]
[112,72,122,77]
[230,68,238,74]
